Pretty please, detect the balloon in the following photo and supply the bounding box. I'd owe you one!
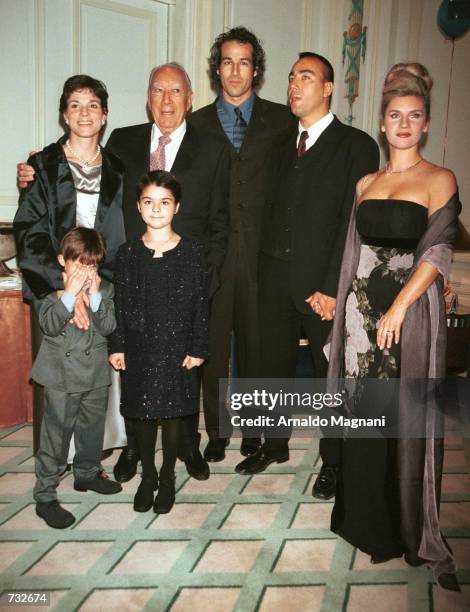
[438,0,470,39]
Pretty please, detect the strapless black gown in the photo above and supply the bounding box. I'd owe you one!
[331,199,428,558]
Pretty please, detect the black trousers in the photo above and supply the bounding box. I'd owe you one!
[201,245,260,439]
[258,254,340,465]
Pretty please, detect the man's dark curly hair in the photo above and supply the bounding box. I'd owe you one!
[209,26,266,89]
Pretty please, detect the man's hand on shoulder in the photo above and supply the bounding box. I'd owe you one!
[17,157,36,189]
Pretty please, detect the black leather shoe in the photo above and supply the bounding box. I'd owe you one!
[113,447,140,483]
[204,438,229,462]
[36,500,75,529]
[153,475,176,514]
[183,450,210,480]
[312,465,338,500]
[134,476,158,512]
[74,472,122,494]
[235,448,289,475]
[240,437,261,457]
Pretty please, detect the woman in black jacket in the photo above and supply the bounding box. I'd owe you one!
[14,74,127,462]
[14,74,125,300]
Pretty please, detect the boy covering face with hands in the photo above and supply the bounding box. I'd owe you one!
[32,227,122,530]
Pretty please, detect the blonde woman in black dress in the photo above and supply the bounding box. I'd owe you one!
[322,63,460,590]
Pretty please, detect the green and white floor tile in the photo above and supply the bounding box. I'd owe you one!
[0,424,469,611]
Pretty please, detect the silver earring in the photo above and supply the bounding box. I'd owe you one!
[65,119,69,125]
[102,119,106,126]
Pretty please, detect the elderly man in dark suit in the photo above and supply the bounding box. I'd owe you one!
[105,63,230,483]
[189,27,295,463]
[235,53,380,498]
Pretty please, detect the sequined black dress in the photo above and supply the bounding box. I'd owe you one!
[332,199,428,558]
[109,237,209,419]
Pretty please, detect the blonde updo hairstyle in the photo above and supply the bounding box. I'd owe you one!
[381,62,433,119]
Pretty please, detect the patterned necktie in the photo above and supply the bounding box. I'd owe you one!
[233,107,247,152]
[297,130,309,157]
[150,134,171,171]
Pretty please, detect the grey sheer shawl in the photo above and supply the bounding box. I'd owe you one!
[326,192,461,580]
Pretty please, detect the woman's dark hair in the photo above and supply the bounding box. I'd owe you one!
[209,26,266,89]
[136,170,182,203]
[59,75,109,113]
[59,227,106,265]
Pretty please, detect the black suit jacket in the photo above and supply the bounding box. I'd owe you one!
[14,134,126,300]
[106,122,230,295]
[189,96,295,282]
[262,116,380,313]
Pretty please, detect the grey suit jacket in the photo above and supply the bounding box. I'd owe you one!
[31,280,116,392]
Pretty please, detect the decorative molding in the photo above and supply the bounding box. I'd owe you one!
[342,0,367,125]
[0,196,19,222]
[223,0,233,31]
[300,0,314,51]
[328,0,343,66]
[191,0,213,109]
[74,0,162,73]
[73,0,81,72]
[363,0,382,136]
[0,196,18,207]
[34,0,46,150]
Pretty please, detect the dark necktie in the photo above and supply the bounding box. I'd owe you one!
[233,107,247,152]
[297,130,309,157]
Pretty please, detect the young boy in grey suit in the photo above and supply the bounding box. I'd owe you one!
[32,227,122,529]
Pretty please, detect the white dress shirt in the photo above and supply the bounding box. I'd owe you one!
[296,111,334,152]
[150,121,187,171]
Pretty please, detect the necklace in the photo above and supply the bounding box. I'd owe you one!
[385,157,423,175]
[65,140,101,167]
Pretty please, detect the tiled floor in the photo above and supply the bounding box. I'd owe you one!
[0,424,469,611]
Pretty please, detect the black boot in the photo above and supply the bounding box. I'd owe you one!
[134,475,159,512]
[113,447,140,483]
[153,474,176,514]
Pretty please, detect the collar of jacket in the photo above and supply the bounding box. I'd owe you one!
[39,133,124,234]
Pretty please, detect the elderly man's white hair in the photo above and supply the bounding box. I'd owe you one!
[147,62,193,93]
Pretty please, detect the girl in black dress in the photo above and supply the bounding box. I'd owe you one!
[109,171,209,514]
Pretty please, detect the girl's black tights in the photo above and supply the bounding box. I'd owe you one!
[134,418,181,480]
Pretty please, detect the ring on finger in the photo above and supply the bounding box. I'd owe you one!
[385,330,394,336]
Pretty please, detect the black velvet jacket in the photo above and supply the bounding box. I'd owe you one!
[14,134,126,300]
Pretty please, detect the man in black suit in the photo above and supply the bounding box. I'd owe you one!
[189,27,295,463]
[235,53,380,496]
[105,62,230,483]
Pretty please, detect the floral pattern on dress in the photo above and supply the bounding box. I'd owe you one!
[344,244,414,380]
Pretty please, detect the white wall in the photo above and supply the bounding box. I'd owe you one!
[0,0,170,223]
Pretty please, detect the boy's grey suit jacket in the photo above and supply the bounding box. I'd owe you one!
[31,280,116,393]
